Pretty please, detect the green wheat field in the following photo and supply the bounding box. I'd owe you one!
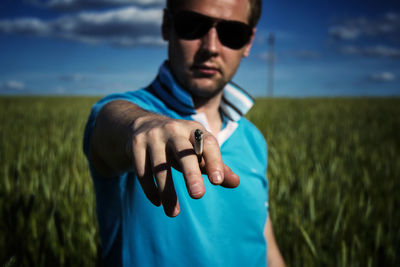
[1,97,399,266]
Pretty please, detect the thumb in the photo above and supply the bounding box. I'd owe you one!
[220,164,240,188]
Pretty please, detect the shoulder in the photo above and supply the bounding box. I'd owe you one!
[91,88,158,114]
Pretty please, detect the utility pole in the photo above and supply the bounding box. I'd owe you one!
[267,33,275,97]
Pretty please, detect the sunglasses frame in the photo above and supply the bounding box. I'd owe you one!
[167,9,254,50]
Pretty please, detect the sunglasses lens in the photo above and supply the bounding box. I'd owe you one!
[217,21,252,49]
[172,11,253,50]
[173,12,213,40]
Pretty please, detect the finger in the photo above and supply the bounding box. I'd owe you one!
[131,135,147,178]
[150,144,180,217]
[194,132,225,185]
[138,155,161,207]
[131,137,161,206]
[169,138,205,199]
[221,164,240,188]
[161,168,180,217]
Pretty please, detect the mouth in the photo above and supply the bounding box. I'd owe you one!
[191,64,221,77]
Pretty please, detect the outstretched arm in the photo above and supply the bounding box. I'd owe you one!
[89,100,239,217]
[265,216,286,267]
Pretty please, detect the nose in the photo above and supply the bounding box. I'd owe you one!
[200,26,220,55]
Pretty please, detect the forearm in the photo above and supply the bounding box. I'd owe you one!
[265,216,286,267]
[90,100,161,177]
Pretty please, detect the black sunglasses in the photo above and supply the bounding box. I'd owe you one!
[169,10,253,50]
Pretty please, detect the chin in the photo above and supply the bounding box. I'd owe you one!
[190,85,223,99]
[187,78,226,98]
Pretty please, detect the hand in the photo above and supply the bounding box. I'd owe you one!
[126,115,240,217]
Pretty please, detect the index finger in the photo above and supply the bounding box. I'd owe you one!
[197,132,239,187]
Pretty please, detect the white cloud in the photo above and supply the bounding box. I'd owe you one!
[329,26,360,40]
[340,45,400,58]
[368,72,396,82]
[0,81,26,91]
[385,12,400,22]
[0,18,50,35]
[28,0,164,11]
[0,6,164,47]
[330,12,400,41]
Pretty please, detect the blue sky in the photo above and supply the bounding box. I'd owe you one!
[0,0,399,97]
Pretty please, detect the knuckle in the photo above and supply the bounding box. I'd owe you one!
[131,134,143,146]
[185,170,201,180]
[203,135,218,147]
[131,117,144,131]
[163,120,181,134]
[146,127,161,140]
[189,121,203,129]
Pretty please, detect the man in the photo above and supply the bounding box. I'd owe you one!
[84,0,285,266]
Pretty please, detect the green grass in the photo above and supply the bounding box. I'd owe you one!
[1,97,399,266]
[0,97,99,266]
[247,98,400,266]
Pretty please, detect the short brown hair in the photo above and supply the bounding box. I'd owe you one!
[166,0,262,27]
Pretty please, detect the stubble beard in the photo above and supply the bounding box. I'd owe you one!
[183,67,230,99]
[188,78,226,99]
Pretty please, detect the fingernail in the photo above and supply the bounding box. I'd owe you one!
[190,183,203,197]
[173,205,180,216]
[211,171,222,184]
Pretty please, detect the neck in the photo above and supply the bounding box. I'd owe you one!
[194,92,223,135]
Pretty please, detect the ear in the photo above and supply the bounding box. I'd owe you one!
[162,9,170,41]
[243,28,257,58]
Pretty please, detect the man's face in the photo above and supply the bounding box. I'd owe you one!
[164,0,255,98]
